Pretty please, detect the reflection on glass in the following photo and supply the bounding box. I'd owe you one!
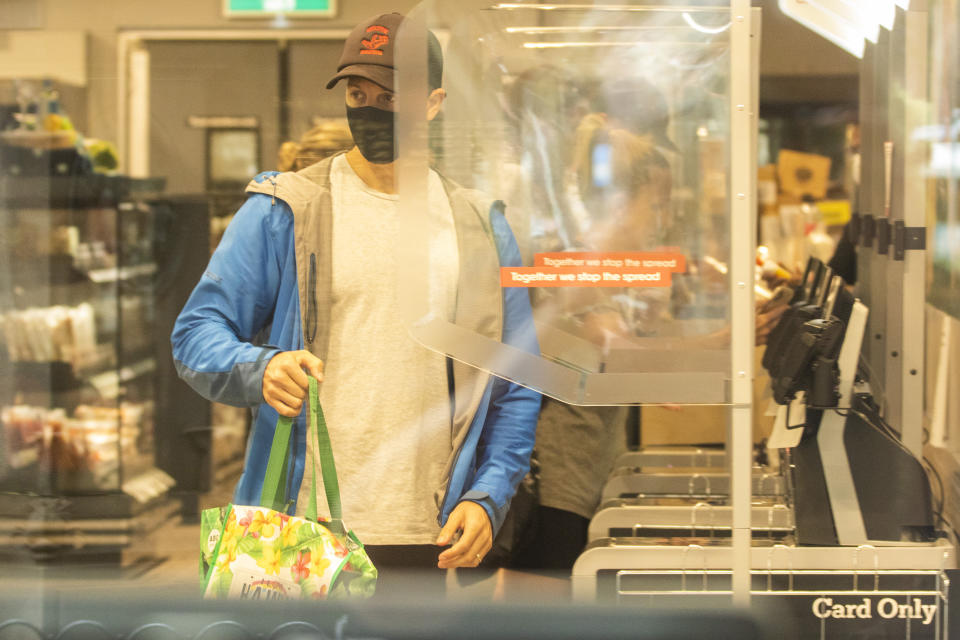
[398,3,734,404]
[1,204,158,496]
[208,129,260,190]
[0,73,171,585]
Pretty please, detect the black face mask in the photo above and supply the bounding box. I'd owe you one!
[346,105,396,164]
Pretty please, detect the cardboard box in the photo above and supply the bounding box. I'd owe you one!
[640,347,774,446]
[777,149,831,200]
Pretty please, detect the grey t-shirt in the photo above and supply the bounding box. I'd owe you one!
[535,399,628,519]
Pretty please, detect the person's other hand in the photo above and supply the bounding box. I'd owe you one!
[697,299,788,349]
[262,350,324,417]
[436,501,492,569]
[756,304,788,346]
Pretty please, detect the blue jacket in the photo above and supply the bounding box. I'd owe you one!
[171,155,541,535]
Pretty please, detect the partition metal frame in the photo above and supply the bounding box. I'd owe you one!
[728,0,758,606]
[856,3,927,457]
[405,1,761,604]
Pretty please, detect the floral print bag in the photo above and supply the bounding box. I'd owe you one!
[200,376,377,600]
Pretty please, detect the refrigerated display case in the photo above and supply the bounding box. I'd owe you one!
[0,171,176,563]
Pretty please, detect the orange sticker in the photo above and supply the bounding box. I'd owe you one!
[534,252,687,273]
[501,267,672,288]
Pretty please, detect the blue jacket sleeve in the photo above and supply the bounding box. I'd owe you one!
[460,203,542,531]
[171,189,289,407]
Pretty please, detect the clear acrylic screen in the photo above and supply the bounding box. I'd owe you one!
[396,2,734,405]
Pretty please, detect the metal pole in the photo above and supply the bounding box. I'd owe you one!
[884,10,906,438]
[899,3,928,457]
[128,46,150,179]
[869,27,891,425]
[729,0,755,607]
[117,34,133,174]
[856,39,874,310]
[277,39,290,148]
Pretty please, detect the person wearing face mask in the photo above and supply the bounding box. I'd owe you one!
[171,12,541,589]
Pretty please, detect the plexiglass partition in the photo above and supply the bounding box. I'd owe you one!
[0,0,766,615]
[395,2,738,406]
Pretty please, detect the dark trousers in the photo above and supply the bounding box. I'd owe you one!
[510,506,589,573]
[363,544,446,599]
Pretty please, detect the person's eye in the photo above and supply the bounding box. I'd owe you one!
[349,90,364,103]
[381,93,396,107]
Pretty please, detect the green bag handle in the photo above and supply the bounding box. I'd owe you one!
[261,414,293,513]
[260,375,344,534]
[305,376,345,532]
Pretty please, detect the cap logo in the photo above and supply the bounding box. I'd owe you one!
[360,25,389,56]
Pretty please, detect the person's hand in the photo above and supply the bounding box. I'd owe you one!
[756,303,788,345]
[692,299,788,349]
[262,350,324,417]
[580,310,630,347]
[436,501,492,569]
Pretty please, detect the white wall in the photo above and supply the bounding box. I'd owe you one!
[36,0,420,147]
[0,31,87,86]
[15,0,859,154]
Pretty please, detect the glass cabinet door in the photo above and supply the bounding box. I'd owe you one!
[0,176,159,499]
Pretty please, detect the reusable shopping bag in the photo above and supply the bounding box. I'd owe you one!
[200,376,377,600]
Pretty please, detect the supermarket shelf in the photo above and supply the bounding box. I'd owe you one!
[7,348,118,394]
[0,175,167,208]
[87,357,156,400]
[8,360,92,395]
[87,262,157,284]
[121,467,176,504]
[6,257,156,288]
[0,495,180,551]
[0,130,75,149]
[0,489,165,519]
[6,254,91,289]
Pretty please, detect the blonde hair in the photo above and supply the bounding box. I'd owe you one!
[573,112,669,209]
[277,141,301,173]
[277,120,354,172]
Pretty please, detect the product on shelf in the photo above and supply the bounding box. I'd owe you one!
[83,139,119,173]
[0,303,97,368]
[0,405,47,469]
[1,402,150,488]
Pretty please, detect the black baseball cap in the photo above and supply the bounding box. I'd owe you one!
[326,12,443,92]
